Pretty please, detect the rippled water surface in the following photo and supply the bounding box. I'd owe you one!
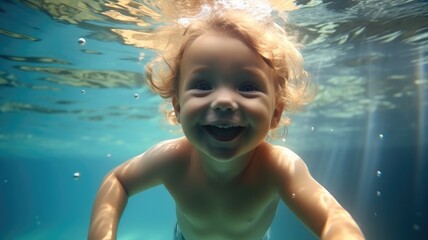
[0,0,427,239]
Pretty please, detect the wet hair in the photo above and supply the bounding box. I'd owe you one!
[145,10,316,128]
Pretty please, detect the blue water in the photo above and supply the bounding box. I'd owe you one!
[0,0,427,239]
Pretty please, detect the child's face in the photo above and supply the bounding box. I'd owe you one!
[173,33,283,161]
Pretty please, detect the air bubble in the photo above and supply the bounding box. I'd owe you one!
[134,93,140,100]
[291,193,296,199]
[330,128,334,132]
[376,191,381,197]
[138,52,145,62]
[413,224,420,231]
[73,172,80,180]
[282,138,286,142]
[311,126,316,132]
[379,134,384,140]
[376,170,382,177]
[35,216,41,225]
[81,89,86,94]
[78,37,86,45]
[106,153,112,158]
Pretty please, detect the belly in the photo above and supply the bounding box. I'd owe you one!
[175,196,279,240]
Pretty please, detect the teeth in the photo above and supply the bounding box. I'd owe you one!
[209,123,238,129]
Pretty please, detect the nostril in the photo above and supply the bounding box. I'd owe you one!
[211,101,238,111]
[210,88,238,111]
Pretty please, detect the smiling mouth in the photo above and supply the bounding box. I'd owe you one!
[203,123,245,142]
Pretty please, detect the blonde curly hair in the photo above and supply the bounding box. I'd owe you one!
[145,9,315,128]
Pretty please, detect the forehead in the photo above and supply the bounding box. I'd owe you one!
[180,33,272,73]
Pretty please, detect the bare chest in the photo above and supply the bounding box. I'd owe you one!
[164,170,279,229]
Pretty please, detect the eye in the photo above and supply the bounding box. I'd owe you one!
[238,83,259,92]
[191,80,213,91]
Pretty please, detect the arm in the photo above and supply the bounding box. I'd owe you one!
[88,139,185,240]
[88,171,128,240]
[276,149,364,240]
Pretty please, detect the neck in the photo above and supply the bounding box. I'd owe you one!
[193,147,258,183]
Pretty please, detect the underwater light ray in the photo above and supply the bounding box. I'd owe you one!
[356,42,382,213]
[414,46,427,214]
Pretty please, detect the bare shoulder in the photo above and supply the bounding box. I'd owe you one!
[133,137,191,164]
[112,137,191,195]
[258,143,314,198]
[261,143,309,178]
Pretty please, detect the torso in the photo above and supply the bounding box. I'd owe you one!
[162,139,282,240]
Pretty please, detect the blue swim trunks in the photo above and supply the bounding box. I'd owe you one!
[173,224,271,240]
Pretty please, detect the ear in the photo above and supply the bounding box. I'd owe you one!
[270,102,284,129]
[172,96,181,123]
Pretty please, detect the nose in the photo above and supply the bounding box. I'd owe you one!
[210,87,238,112]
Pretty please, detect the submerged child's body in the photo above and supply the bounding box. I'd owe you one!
[88,8,364,240]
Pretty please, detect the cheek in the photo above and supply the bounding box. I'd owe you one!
[245,100,273,124]
[179,98,206,119]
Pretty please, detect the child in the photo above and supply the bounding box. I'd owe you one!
[88,4,364,240]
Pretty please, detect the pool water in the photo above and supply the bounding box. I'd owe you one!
[0,0,427,239]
